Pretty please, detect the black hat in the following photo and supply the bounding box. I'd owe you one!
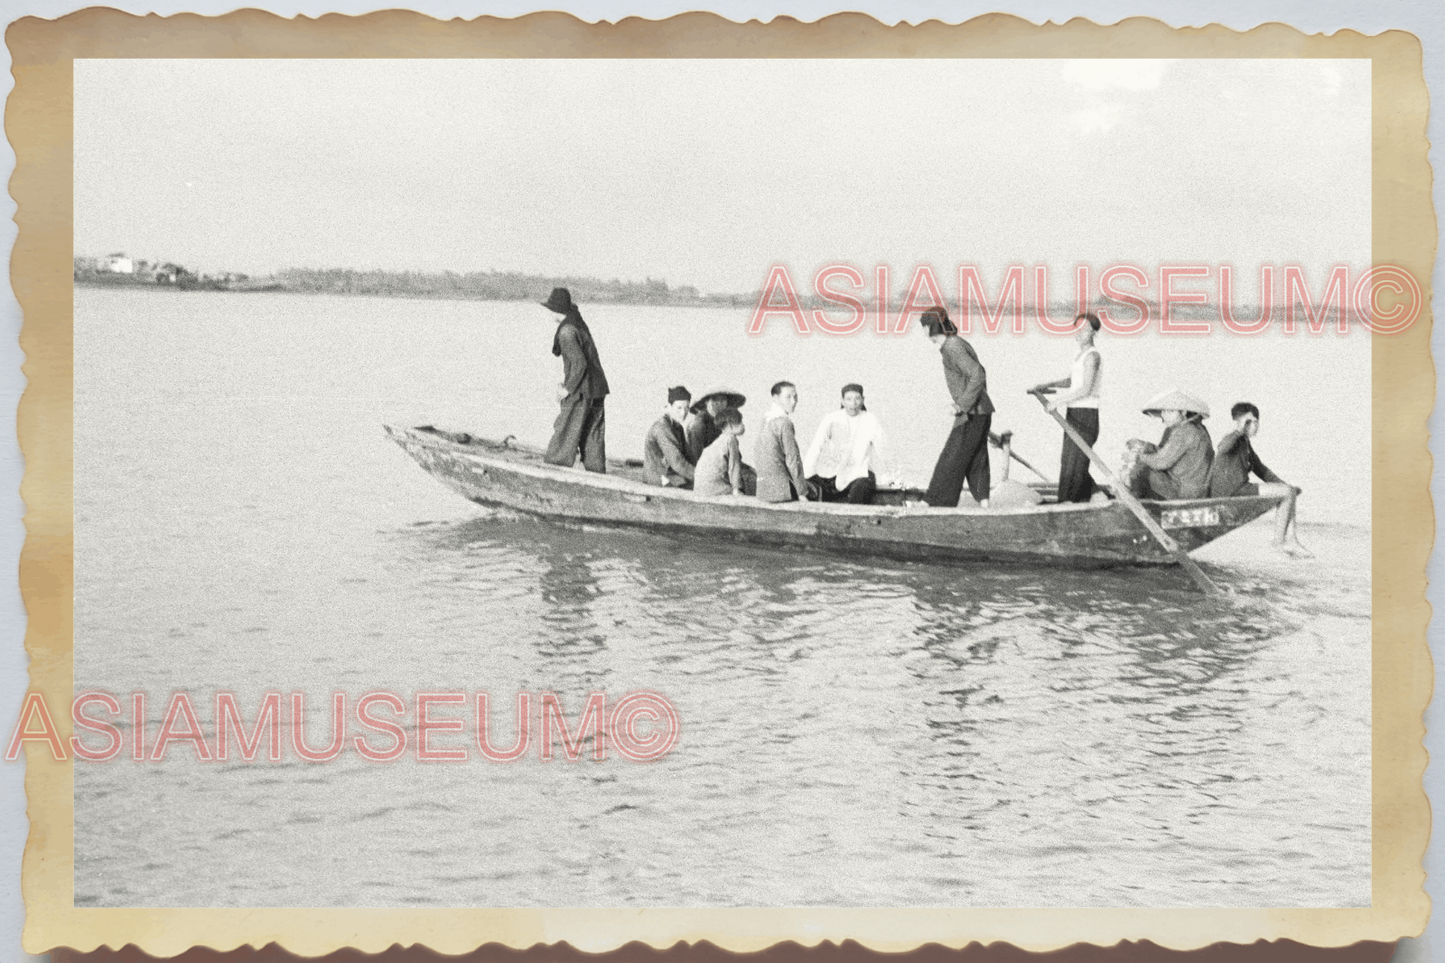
[920,306,957,336]
[667,385,692,404]
[540,288,575,314]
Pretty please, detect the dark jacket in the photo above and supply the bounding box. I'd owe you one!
[683,410,721,464]
[1208,430,1282,497]
[643,415,693,486]
[553,313,610,400]
[939,336,994,423]
[755,413,808,503]
[1140,419,1214,499]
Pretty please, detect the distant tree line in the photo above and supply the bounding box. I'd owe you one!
[272,268,756,307]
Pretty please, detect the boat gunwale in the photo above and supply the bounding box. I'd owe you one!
[384,424,1284,521]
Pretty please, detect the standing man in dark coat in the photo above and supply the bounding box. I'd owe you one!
[921,307,995,508]
[541,288,610,472]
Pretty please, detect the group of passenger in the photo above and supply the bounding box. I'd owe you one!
[642,384,754,497]
[536,287,1307,555]
[1120,392,1308,555]
[643,380,891,504]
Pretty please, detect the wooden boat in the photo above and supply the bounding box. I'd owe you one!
[385,425,1283,568]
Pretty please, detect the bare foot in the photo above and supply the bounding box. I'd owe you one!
[1271,540,1314,558]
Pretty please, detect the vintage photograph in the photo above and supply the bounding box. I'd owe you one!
[66,55,1375,910]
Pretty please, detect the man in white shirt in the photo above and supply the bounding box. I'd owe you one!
[803,383,894,504]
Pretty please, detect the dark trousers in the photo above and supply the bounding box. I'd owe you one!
[925,413,992,507]
[808,472,876,505]
[545,397,606,473]
[1057,407,1099,503]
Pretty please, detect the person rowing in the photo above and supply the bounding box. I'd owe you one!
[1029,311,1102,503]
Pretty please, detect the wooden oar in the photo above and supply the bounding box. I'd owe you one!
[1028,390,1219,596]
[988,430,1051,483]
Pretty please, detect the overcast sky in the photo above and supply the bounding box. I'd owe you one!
[74,58,1370,292]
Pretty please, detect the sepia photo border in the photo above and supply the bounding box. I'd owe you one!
[6,9,1434,956]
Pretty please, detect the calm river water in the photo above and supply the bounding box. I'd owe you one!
[73,287,1370,907]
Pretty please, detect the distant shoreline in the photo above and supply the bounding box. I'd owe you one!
[72,278,1324,322]
[73,269,759,308]
[75,267,1346,324]
[73,275,755,308]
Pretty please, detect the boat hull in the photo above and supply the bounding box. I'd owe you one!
[385,426,1281,568]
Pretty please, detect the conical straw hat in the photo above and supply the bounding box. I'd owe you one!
[690,386,747,413]
[1141,388,1210,419]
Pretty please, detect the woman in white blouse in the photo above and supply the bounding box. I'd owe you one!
[803,383,896,504]
[1029,312,1102,503]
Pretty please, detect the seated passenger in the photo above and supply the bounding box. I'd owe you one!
[1209,402,1310,556]
[686,386,756,494]
[803,383,894,505]
[1131,389,1214,500]
[754,381,814,503]
[693,407,749,497]
[685,387,745,461]
[643,386,696,488]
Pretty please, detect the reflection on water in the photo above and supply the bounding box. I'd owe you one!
[72,290,1369,909]
[75,508,1370,909]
